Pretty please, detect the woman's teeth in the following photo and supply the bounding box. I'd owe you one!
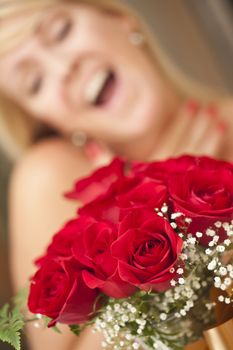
[85,70,111,106]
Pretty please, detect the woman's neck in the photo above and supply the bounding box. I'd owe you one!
[110,89,182,161]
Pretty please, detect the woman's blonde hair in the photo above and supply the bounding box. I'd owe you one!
[0,0,225,160]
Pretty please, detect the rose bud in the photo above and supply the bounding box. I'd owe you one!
[28,258,100,326]
[112,210,183,292]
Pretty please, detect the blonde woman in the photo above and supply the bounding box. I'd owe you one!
[0,0,232,349]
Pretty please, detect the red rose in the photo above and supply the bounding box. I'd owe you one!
[73,220,135,298]
[132,155,197,184]
[65,158,125,205]
[117,178,168,218]
[169,167,233,244]
[35,217,93,267]
[79,178,168,226]
[195,156,233,173]
[78,176,140,224]
[28,258,100,326]
[112,210,183,292]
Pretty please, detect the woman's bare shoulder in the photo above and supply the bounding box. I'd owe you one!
[11,137,93,187]
[9,136,94,233]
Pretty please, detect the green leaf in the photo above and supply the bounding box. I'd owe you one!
[0,304,24,350]
[0,304,9,319]
[13,288,29,310]
[69,325,81,336]
[43,317,62,334]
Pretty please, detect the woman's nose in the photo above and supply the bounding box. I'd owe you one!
[38,47,71,79]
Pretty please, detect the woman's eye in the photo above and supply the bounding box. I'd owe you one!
[27,76,43,96]
[50,17,72,43]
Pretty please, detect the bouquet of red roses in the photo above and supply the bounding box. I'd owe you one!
[1,156,232,350]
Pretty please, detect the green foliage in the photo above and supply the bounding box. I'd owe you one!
[43,317,62,334]
[69,324,81,336]
[0,304,24,350]
[13,288,29,310]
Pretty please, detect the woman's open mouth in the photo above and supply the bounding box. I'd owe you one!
[85,69,116,108]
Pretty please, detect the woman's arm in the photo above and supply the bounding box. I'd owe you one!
[9,137,102,350]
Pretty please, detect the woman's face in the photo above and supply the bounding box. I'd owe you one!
[0,3,173,146]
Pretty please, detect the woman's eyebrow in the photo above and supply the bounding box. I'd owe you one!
[35,7,66,37]
[13,61,28,87]
[15,59,30,74]
[14,60,35,87]
[35,10,54,35]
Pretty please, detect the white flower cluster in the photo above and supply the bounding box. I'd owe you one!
[205,221,233,303]
[94,301,148,350]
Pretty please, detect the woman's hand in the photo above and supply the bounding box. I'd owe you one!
[150,101,227,160]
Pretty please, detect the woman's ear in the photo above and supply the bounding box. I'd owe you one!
[118,14,145,46]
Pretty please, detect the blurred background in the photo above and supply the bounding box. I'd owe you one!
[0,0,233,349]
[0,151,13,350]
